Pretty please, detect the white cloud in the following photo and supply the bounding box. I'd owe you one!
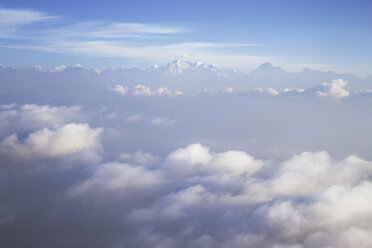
[150,117,175,127]
[3,137,372,247]
[0,123,102,159]
[0,7,265,69]
[118,150,160,166]
[0,103,82,125]
[125,145,372,247]
[115,84,182,97]
[317,79,350,99]
[254,87,264,93]
[0,7,56,37]
[69,162,164,195]
[17,104,82,125]
[114,84,129,95]
[0,7,55,27]
[4,41,266,69]
[211,150,264,176]
[164,144,263,177]
[48,22,188,39]
[129,84,184,97]
[166,144,212,169]
[224,87,234,94]
[268,152,370,197]
[0,104,83,137]
[132,84,154,96]
[125,114,143,123]
[267,87,280,96]
[283,88,305,93]
[50,65,67,72]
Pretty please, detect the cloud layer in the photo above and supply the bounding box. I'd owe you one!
[2,133,372,247]
[0,66,371,247]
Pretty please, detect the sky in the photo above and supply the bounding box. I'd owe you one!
[0,0,372,75]
[2,1,372,247]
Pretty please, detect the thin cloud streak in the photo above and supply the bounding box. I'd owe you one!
[0,7,263,68]
[0,7,56,26]
[2,41,266,68]
[0,7,57,37]
[35,21,191,39]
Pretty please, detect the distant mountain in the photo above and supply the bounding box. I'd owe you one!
[242,62,368,90]
[251,62,286,74]
[0,60,371,93]
[153,59,226,76]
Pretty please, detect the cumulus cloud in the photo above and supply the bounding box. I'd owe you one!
[113,84,184,97]
[69,162,164,196]
[0,103,82,125]
[267,87,280,96]
[0,61,372,247]
[50,64,67,72]
[0,123,102,159]
[165,144,264,177]
[0,104,84,138]
[317,79,350,99]
[114,84,129,95]
[132,84,184,97]
[118,150,160,166]
[2,139,372,247]
[108,144,372,248]
[253,87,282,96]
[132,84,154,96]
[283,88,305,94]
[0,104,81,123]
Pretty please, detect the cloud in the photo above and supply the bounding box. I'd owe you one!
[164,143,264,177]
[114,84,184,97]
[0,104,81,125]
[253,87,283,96]
[317,79,350,99]
[132,84,154,96]
[267,87,280,96]
[267,152,369,197]
[0,60,371,247]
[0,6,262,68]
[2,138,372,247]
[113,85,129,95]
[0,6,265,69]
[0,7,55,27]
[69,162,164,195]
[118,150,160,166]
[124,145,372,247]
[125,114,143,123]
[0,104,83,137]
[0,123,102,159]
[5,41,265,68]
[149,116,175,127]
[0,7,56,37]
[45,21,188,39]
[132,85,183,97]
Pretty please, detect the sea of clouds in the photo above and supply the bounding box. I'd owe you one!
[1,66,372,247]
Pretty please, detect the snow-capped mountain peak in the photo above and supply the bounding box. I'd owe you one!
[154,59,225,76]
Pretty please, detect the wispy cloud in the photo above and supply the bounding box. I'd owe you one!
[0,7,264,68]
[37,21,189,39]
[0,7,57,37]
[3,41,265,68]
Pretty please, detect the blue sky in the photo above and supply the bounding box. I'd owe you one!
[0,0,371,75]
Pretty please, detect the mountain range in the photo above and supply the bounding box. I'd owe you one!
[1,60,371,93]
